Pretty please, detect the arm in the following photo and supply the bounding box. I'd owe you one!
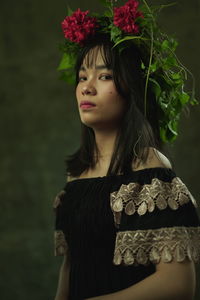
[54,176,73,300]
[55,255,70,300]
[86,259,196,300]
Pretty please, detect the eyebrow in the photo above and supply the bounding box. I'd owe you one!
[80,65,111,71]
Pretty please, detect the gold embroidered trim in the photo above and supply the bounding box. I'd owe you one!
[110,177,196,226]
[54,230,68,256]
[113,226,200,266]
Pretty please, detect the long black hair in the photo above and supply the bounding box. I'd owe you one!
[65,33,163,177]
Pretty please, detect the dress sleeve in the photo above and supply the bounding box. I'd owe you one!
[53,190,68,256]
[110,170,200,266]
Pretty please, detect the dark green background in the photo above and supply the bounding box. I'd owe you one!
[0,0,199,299]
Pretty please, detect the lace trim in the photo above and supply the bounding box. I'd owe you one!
[113,226,200,266]
[53,190,66,211]
[54,230,68,256]
[110,177,196,226]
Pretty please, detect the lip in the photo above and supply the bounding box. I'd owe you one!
[80,100,96,107]
[80,101,96,109]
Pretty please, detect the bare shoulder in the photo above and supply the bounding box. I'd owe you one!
[66,174,75,182]
[66,174,84,182]
[133,147,172,171]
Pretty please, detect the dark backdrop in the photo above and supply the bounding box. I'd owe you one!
[0,0,199,299]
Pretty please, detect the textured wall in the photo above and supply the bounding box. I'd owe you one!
[0,0,199,299]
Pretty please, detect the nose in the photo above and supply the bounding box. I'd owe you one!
[81,84,96,96]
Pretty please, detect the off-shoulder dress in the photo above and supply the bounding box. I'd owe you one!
[54,167,200,300]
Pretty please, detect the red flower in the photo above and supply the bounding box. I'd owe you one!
[114,0,143,34]
[61,9,98,44]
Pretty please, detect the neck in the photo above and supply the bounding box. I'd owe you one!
[94,128,119,162]
[79,127,120,178]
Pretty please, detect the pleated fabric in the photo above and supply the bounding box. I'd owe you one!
[54,167,200,300]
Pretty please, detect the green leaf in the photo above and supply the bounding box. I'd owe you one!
[149,78,161,98]
[57,53,75,71]
[67,6,73,16]
[149,62,158,73]
[161,38,178,54]
[170,73,182,85]
[169,37,178,51]
[141,62,146,70]
[104,10,113,18]
[160,127,168,143]
[168,56,177,65]
[59,71,76,85]
[168,120,178,136]
[161,40,170,50]
[99,0,112,8]
[162,56,177,70]
[109,25,122,42]
[160,125,177,143]
[179,92,190,105]
[171,73,181,80]
[190,98,199,105]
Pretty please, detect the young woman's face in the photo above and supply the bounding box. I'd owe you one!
[76,47,126,131]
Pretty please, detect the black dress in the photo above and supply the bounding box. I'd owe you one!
[54,167,200,300]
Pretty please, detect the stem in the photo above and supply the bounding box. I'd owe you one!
[107,0,118,9]
[143,0,156,24]
[107,0,117,16]
[165,45,196,101]
[158,2,177,13]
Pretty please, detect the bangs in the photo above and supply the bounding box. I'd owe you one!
[75,40,115,84]
[82,45,113,69]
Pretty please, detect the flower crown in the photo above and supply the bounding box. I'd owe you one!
[58,0,198,143]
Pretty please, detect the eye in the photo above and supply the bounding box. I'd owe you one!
[100,74,113,80]
[78,76,87,82]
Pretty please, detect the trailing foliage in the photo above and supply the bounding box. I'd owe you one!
[58,0,198,143]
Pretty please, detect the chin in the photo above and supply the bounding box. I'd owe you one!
[80,116,100,127]
[80,118,96,128]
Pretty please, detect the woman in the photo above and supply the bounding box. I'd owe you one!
[54,1,200,300]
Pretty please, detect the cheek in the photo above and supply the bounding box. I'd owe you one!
[106,90,119,99]
[107,90,123,105]
[76,86,81,100]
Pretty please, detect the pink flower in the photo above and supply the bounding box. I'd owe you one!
[114,0,143,34]
[61,9,98,44]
